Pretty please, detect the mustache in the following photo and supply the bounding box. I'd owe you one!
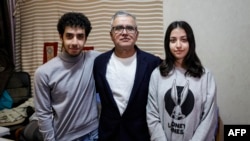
[68,46,80,49]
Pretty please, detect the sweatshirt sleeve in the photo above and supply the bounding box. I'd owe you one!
[147,69,167,141]
[190,71,218,141]
[34,68,56,141]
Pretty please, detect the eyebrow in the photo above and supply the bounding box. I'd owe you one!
[170,35,187,38]
[113,24,136,27]
[65,33,85,35]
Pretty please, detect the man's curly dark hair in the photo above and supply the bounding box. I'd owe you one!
[57,12,92,38]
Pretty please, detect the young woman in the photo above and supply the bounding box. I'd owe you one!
[146,21,218,141]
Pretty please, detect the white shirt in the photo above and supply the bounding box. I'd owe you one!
[106,52,137,115]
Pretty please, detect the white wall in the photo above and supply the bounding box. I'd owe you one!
[163,0,250,125]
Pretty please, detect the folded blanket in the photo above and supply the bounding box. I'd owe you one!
[0,97,34,126]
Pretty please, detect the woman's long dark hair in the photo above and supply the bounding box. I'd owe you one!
[160,21,204,78]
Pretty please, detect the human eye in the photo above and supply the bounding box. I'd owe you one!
[126,26,135,31]
[77,34,85,40]
[169,38,176,43]
[181,37,188,42]
[114,26,124,31]
[65,33,74,39]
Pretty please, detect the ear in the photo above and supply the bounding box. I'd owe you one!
[59,34,63,40]
[135,31,139,40]
[110,32,114,42]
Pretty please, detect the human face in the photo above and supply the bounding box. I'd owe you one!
[110,16,138,51]
[61,26,86,56]
[169,27,189,66]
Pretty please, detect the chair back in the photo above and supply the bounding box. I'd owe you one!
[5,72,31,107]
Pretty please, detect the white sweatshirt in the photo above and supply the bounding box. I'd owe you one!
[147,67,218,141]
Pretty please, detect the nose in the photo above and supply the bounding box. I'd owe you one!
[176,40,181,48]
[121,28,128,34]
[72,36,78,44]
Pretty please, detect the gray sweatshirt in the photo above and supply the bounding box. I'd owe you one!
[147,67,218,141]
[34,51,100,141]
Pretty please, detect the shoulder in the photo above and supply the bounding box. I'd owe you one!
[34,56,61,76]
[95,50,113,60]
[82,50,102,63]
[149,67,164,85]
[203,67,214,76]
[201,67,217,82]
[36,57,58,70]
[138,50,162,62]
[139,51,162,68]
[85,50,102,58]
[34,64,48,77]
[151,67,161,76]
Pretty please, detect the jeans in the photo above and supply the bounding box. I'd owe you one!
[73,129,98,141]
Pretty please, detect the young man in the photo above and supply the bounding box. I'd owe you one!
[34,12,100,141]
[93,11,162,141]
